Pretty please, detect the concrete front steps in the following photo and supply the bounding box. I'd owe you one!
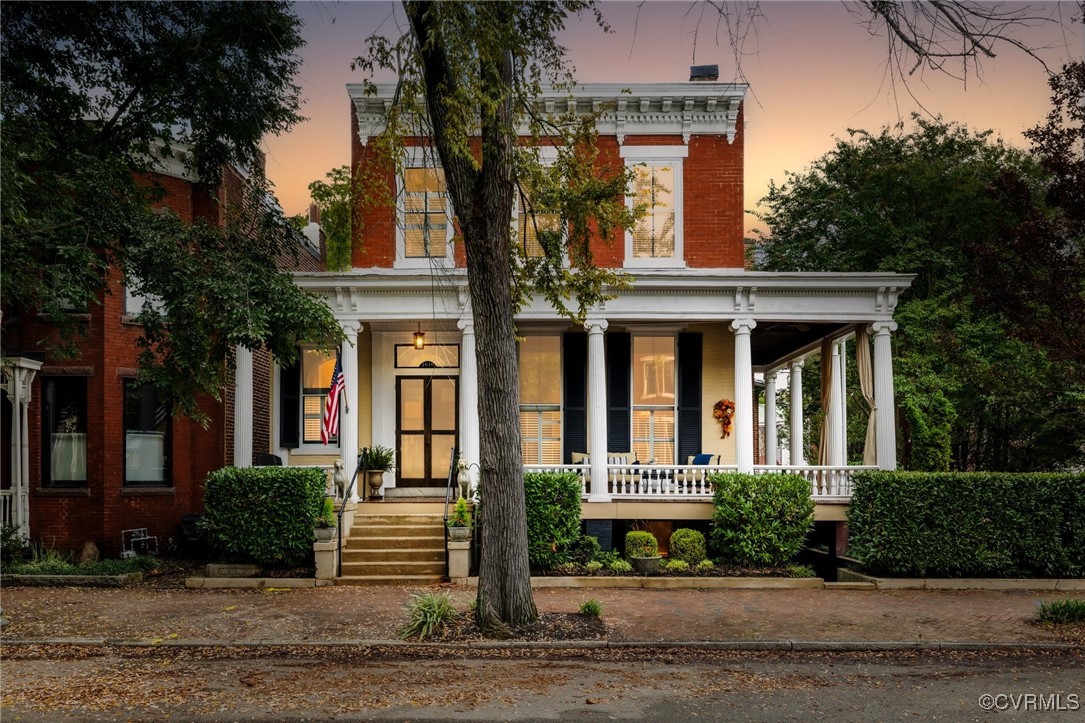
[337,502,447,586]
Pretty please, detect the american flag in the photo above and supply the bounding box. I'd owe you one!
[321,349,345,445]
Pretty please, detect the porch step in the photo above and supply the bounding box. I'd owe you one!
[341,548,444,563]
[335,575,446,587]
[341,508,448,581]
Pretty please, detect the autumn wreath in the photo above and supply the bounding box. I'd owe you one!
[713,399,736,439]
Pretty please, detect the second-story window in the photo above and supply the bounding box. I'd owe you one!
[516,184,561,259]
[621,145,687,268]
[399,164,454,267]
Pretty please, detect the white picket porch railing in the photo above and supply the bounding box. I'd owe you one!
[522,463,875,501]
[1,489,13,527]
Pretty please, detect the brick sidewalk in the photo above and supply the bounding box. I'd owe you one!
[1,584,1077,645]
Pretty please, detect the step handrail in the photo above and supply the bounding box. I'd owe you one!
[441,447,458,582]
[336,450,367,579]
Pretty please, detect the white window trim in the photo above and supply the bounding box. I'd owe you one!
[123,272,165,318]
[620,145,687,269]
[396,147,455,269]
[513,147,570,265]
[517,333,564,465]
[293,346,341,455]
[630,333,678,464]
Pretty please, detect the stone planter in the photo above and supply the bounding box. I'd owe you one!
[314,527,336,543]
[365,469,386,499]
[447,525,471,542]
[631,556,662,576]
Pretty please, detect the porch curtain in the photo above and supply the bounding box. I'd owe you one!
[855,326,877,466]
[817,338,833,465]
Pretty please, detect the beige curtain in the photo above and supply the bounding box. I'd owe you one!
[817,338,833,465]
[855,326,877,465]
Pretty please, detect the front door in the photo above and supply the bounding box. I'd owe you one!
[396,376,458,487]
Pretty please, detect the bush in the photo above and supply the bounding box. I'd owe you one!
[1,523,27,567]
[199,466,326,566]
[524,471,582,569]
[401,591,458,641]
[1037,598,1085,624]
[669,528,707,565]
[579,599,602,616]
[709,473,814,566]
[696,559,715,572]
[568,535,601,565]
[5,546,157,576]
[552,562,580,575]
[608,559,633,573]
[584,560,603,572]
[848,471,1085,577]
[624,530,658,558]
[664,559,690,573]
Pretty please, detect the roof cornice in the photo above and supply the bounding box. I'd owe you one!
[347,81,749,147]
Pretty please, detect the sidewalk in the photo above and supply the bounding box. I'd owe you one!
[1,583,1081,649]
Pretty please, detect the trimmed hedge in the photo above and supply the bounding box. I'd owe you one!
[524,471,582,569]
[848,471,1085,578]
[199,466,326,566]
[709,473,814,566]
[625,530,658,558]
[669,528,707,565]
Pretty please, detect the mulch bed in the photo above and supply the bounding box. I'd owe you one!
[417,612,608,643]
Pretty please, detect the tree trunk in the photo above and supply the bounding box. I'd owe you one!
[406,0,538,632]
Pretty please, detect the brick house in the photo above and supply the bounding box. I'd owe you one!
[250,70,913,579]
[0,147,324,554]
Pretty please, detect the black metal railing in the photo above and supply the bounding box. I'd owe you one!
[335,450,367,579]
[441,447,459,582]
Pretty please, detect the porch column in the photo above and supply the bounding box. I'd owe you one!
[457,316,479,488]
[764,370,778,466]
[18,369,33,536]
[871,321,898,470]
[731,318,756,473]
[789,360,805,466]
[586,318,610,502]
[826,342,845,466]
[838,339,848,463]
[232,346,253,468]
[5,360,39,540]
[340,321,361,500]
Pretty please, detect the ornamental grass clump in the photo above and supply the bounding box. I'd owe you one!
[579,599,603,617]
[401,591,459,641]
[1037,598,1085,624]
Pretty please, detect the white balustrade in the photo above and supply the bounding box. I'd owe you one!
[751,464,878,500]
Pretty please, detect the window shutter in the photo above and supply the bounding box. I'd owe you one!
[279,358,300,449]
[677,332,702,463]
[607,332,631,454]
[562,332,587,464]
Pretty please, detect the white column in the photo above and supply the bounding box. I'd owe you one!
[871,321,898,470]
[585,319,610,502]
[731,318,756,473]
[457,315,479,488]
[838,339,848,463]
[232,346,253,468]
[789,359,805,466]
[340,321,362,499]
[18,371,32,535]
[826,342,845,466]
[764,370,778,466]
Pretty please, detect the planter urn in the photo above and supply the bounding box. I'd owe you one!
[631,556,662,576]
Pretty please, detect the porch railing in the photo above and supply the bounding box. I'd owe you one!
[523,463,874,501]
[1,489,12,527]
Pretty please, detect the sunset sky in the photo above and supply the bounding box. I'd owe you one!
[263,1,1083,234]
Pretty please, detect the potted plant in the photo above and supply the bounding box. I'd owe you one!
[314,497,336,542]
[359,445,396,498]
[625,530,661,575]
[446,496,472,541]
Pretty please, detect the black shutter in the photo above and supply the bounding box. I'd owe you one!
[677,332,703,463]
[279,357,300,449]
[562,332,587,464]
[607,332,631,454]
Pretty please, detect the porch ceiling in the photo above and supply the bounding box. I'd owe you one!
[751,322,850,368]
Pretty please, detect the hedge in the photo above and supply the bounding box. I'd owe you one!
[709,473,814,566]
[524,471,582,569]
[848,471,1085,578]
[199,466,326,566]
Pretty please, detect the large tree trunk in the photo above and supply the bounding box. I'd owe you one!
[406,1,538,632]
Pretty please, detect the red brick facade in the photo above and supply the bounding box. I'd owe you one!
[6,167,323,554]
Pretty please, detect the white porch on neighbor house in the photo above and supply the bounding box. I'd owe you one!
[234,269,913,508]
[1,356,43,538]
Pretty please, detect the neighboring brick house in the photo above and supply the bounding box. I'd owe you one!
[278,68,913,554]
[0,147,324,554]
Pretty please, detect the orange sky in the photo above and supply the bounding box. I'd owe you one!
[263,1,1083,234]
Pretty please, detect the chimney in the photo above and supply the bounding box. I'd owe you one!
[308,202,321,224]
[689,64,719,82]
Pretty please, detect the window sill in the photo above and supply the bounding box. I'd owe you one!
[624,259,687,269]
[121,487,175,496]
[36,486,90,497]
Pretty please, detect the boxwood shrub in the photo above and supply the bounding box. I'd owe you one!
[199,466,326,566]
[709,473,814,566]
[524,471,582,569]
[669,528,707,565]
[849,471,1085,578]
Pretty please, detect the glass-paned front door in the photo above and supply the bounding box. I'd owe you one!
[396,376,458,487]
